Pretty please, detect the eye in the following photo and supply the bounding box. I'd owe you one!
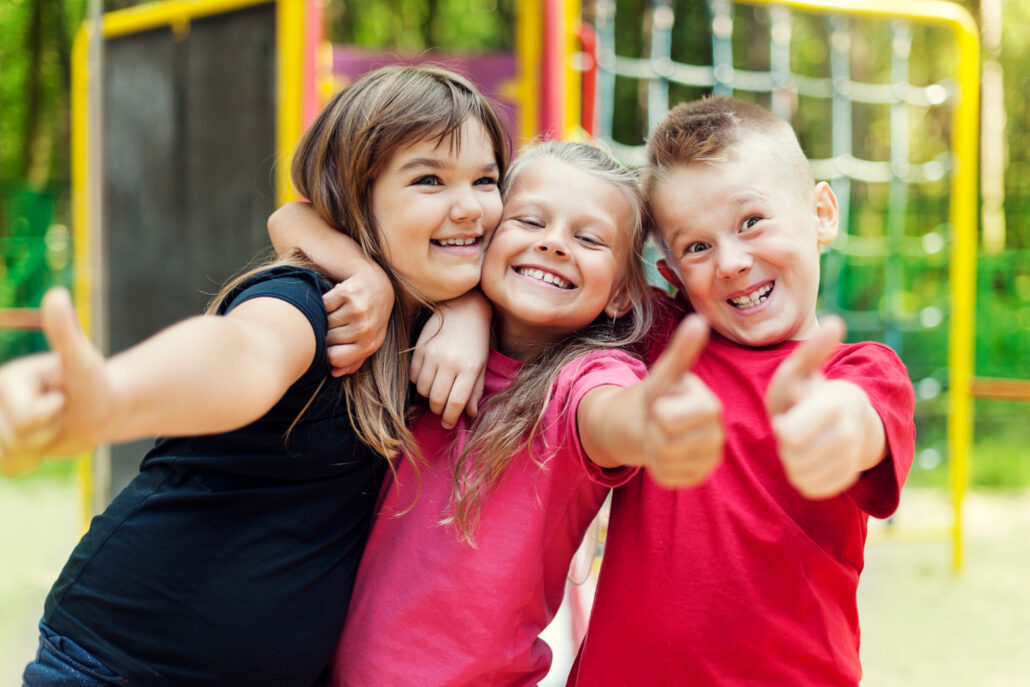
[474,175,498,187]
[518,217,544,229]
[741,215,762,231]
[684,241,710,255]
[577,234,605,247]
[412,175,442,186]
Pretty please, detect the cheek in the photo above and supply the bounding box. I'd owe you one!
[481,242,509,280]
[484,194,503,227]
[681,268,711,301]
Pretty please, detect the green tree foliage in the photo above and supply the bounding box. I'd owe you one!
[327,0,515,51]
[0,0,86,190]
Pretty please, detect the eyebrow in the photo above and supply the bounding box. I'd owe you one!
[397,157,498,174]
[728,190,769,205]
[509,195,618,231]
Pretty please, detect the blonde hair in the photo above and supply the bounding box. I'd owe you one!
[643,95,811,256]
[449,141,653,541]
[213,65,509,466]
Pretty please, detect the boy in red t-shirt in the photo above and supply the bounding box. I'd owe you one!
[568,96,916,686]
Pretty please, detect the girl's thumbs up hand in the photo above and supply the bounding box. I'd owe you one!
[0,351,64,475]
[39,287,114,458]
[765,316,877,499]
[639,315,724,488]
[0,287,112,474]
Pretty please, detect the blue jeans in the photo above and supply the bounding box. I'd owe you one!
[22,621,127,686]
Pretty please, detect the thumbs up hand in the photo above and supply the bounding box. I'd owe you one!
[0,288,112,474]
[765,316,883,499]
[638,315,724,488]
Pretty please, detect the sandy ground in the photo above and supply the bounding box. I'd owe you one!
[2,480,1028,685]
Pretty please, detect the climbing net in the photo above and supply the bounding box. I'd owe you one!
[587,0,979,567]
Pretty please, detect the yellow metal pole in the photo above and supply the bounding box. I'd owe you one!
[277,0,305,204]
[739,0,979,572]
[945,10,980,574]
[71,26,93,529]
[516,0,542,146]
[564,0,581,140]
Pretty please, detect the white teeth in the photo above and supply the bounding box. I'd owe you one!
[435,237,478,246]
[517,267,571,289]
[729,283,772,308]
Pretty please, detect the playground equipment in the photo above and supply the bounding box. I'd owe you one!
[68,0,307,505]
[549,0,980,573]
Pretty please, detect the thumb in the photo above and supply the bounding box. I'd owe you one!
[646,315,709,398]
[766,315,846,415]
[41,288,92,375]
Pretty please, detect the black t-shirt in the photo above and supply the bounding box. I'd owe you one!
[44,266,386,686]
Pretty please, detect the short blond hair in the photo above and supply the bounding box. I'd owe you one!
[643,95,812,255]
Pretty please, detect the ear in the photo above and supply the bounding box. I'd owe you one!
[656,259,685,293]
[605,283,634,319]
[813,181,839,246]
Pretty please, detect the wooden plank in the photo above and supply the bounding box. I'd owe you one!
[971,377,1030,402]
[0,309,43,331]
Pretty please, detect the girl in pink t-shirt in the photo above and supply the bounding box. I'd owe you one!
[272,140,723,686]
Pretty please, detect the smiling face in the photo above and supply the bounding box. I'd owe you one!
[480,158,634,360]
[651,140,838,347]
[372,118,503,304]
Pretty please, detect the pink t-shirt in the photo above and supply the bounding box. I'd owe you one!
[568,295,916,687]
[332,349,646,687]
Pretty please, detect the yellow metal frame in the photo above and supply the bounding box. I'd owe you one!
[735,0,979,573]
[522,0,978,570]
[71,0,305,526]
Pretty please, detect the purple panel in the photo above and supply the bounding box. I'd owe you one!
[332,47,519,144]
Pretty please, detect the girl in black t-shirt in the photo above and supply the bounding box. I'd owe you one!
[0,64,508,686]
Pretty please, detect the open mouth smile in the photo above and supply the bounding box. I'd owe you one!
[728,282,773,309]
[431,236,480,247]
[515,266,574,289]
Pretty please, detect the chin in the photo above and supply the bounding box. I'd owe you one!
[726,326,786,348]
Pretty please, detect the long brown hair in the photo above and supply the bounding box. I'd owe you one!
[448,141,653,541]
[213,65,509,465]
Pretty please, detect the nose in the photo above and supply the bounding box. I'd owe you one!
[534,226,569,258]
[715,239,753,279]
[449,185,484,224]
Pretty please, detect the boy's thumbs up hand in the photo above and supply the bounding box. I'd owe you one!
[640,315,724,488]
[766,316,874,499]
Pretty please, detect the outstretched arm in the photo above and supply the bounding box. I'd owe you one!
[269,201,393,375]
[0,287,316,474]
[765,316,887,499]
[577,316,725,488]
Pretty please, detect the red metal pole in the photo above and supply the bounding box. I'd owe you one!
[542,0,564,139]
[576,21,597,137]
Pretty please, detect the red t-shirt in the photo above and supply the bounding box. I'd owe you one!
[568,290,916,687]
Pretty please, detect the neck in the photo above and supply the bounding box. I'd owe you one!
[493,315,564,362]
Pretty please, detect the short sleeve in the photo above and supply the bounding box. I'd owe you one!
[548,350,647,487]
[826,342,916,518]
[219,265,333,386]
